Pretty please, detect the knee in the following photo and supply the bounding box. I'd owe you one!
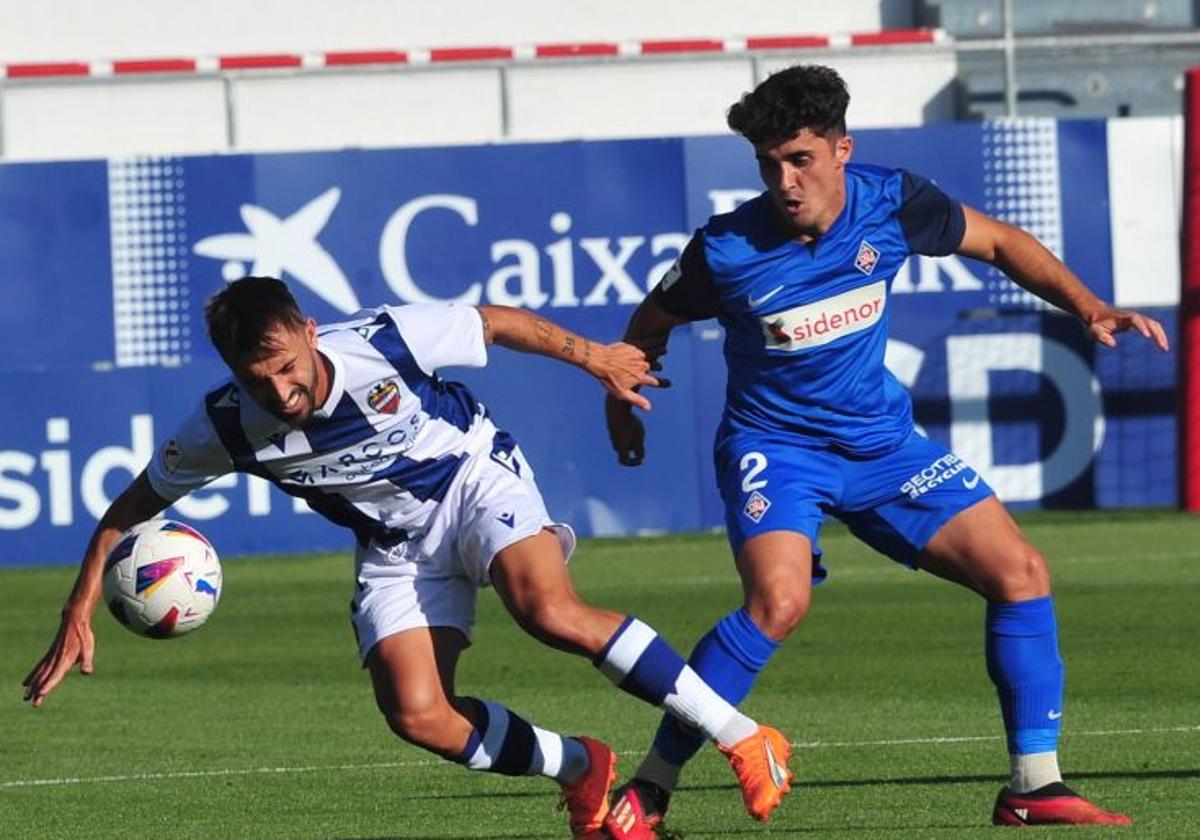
[985,541,1051,602]
[746,585,810,641]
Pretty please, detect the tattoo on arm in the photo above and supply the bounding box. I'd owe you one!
[534,319,553,347]
[582,340,592,369]
[562,335,576,357]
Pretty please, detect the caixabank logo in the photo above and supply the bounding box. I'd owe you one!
[108,137,1026,368]
[175,143,696,344]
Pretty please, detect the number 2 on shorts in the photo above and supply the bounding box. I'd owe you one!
[740,451,768,492]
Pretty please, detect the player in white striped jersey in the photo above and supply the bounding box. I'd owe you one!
[24,276,793,837]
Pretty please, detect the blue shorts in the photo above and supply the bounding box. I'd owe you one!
[716,429,993,571]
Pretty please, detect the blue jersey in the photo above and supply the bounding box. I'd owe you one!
[656,164,965,456]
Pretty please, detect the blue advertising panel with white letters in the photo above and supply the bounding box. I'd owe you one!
[0,121,1176,565]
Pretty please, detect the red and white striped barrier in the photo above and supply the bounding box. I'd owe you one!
[0,29,947,80]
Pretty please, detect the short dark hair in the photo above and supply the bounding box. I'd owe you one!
[727,64,849,145]
[205,276,305,365]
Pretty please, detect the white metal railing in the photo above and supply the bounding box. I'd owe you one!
[1,26,1198,156]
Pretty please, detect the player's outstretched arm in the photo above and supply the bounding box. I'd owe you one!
[476,304,662,410]
[606,292,691,466]
[23,471,170,708]
[958,205,1169,351]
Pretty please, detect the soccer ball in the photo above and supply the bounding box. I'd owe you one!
[102,519,222,639]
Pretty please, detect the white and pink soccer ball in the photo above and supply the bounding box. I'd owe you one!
[102,519,222,638]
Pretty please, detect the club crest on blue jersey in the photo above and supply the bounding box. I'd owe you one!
[854,239,880,275]
[367,379,401,414]
[743,490,771,523]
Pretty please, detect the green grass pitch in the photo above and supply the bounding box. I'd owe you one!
[3,510,1199,838]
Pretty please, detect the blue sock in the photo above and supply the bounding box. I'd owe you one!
[651,608,779,766]
[985,595,1064,756]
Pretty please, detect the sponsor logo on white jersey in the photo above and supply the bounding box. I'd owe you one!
[761,280,885,352]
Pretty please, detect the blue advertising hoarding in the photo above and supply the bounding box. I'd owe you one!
[0,120,1177,565]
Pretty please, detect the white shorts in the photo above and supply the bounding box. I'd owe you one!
[349,442,576,660]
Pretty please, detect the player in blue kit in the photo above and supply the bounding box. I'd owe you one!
[23,277,793,838]
[603,65,1169,834]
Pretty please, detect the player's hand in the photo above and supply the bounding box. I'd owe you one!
[605,394,647,466]
[587,342,663,411]
[22,605,95,708]
[626,335,670,366]
[1084,307,1170,351]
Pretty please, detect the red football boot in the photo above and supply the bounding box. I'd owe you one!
[604,778,671,840]
[992,782,1132,827]
[558,737,617,838]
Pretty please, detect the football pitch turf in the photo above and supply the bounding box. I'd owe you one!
[3,510,1199,839]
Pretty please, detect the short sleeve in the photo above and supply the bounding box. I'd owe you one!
[384,303,488,375]
[898,170,967,257]
[146,401,235,502]
[651,232,722,320]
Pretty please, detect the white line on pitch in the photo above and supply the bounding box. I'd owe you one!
[2,724,1196,790]
[0,760,440,790]
[794,724,1200,749]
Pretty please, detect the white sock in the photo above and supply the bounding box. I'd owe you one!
[714,710,759,748]
[665,666,758,747]
[1009,751,1062,793]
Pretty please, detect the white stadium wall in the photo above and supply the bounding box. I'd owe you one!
[507,60,757,141]
[0,0,911,62]
[2,79,230,159]
[230,69,506,152]
[0,0,947,159]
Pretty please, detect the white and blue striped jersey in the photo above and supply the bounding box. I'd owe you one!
[147,303,518,547]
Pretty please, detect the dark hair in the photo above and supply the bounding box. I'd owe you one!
[727,64,849,145]
[205,276,305,365]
